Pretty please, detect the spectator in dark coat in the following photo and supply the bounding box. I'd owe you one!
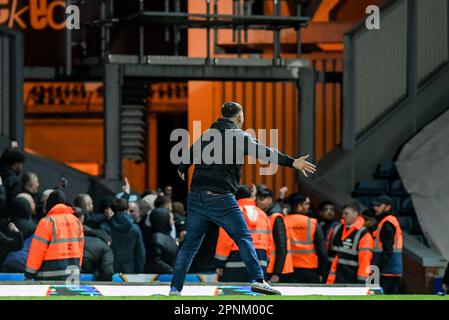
[1,194,37,273]
[317,201,339,239]
[0,149,25,213]
[146,208,178,274]
[0,219,23,268]
[0,176,6,218]
[256,186,283,216]
[10,194,37,240]
[101,198,145,274]
[21,172,39,205]
[172,201,186,241]
[74,193,109,229]
[74,207,114,281]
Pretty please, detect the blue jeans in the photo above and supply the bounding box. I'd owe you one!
[171,190,264,291]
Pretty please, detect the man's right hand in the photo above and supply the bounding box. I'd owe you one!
[104,207,114,220]
[178,169,185,181]
[293,155,316,177]
[270,274,280,283]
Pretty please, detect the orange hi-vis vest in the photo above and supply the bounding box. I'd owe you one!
[284,214,318,269]
[25,204,84,280]
[326,216,374,284]
[373,214,403,276]
[267,213,294,274]
[215,198,272,269]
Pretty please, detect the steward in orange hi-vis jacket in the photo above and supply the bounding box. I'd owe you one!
[214,196,272,282]
[327,203,374,284]
[25,191,84,281]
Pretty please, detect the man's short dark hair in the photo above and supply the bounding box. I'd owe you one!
[318,201,335,211]
[256,186,273,199]
[3,149,25,166]
[235,185,252,200]
[286,193,308,211]
[154,196,172,208]
[221,102,242,118]
[342,202,360,214]
[111,198,128,213]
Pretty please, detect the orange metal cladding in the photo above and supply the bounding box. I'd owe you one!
[187,1,300,198]
[23,82,187,193]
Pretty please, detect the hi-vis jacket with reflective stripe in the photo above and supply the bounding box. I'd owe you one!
[214,198,272,271]
[25,204,84,280]
[284,214,318,269]
[326,216,374,284]
[373,214,403,276]
[267,213,293,274]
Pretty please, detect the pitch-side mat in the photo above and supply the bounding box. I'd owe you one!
[0,285,382,297]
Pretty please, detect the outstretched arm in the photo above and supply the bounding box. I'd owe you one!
[242,131,316,177]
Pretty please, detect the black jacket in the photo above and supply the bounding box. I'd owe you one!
[10,197,37,240]
[375,211,396,272]
[0,218,24,267]
[101,212,145,274]
[178,118,295,194]
[0,168,22,214]
[266,202,283,216]
[0,185,6,218]
[270,215,289,276]
[146,208,178,274]
[82,226,114,281]
[84,211,108,229]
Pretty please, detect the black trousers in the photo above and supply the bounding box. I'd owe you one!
[283,268,320,284]
[380,276,400,294]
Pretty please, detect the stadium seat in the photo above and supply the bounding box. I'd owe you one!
[388,179,409,197]
[410,216,423,234]
[354,196,376,207]
[397,216,412,233]
[399,198,416,216]
[412,234,425,244]
[352,179,388,196]
[373,161,399,180]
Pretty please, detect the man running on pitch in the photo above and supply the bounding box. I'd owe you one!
[169,102,316,295]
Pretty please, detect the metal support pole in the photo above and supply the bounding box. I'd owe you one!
[237,0,242,57]
[100,0,107,61]
[232,0,238,42]
[342,35,356,150]
[65,0,72,76]
[139,0,145,63]
[165,0,170,41]
[103,64,123,181]
[273,0,281,66]
[174,0,181,56]
[296,1,302,57]
[206,0,211,63]
[299,67,316,164]
[10,31,24,147]
[213,0,218,50]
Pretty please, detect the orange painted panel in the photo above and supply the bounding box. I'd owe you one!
[24,118,104,167]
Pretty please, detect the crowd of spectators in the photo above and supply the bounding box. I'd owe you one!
[1,141,447,293]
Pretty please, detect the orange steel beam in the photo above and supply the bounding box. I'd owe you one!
[313,0,341,22]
